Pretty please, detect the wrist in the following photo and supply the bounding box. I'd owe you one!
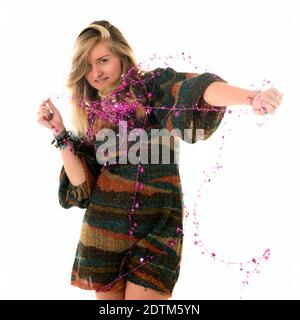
[52,126,66,137]
[53,128,68,140]
[247,90,261,106]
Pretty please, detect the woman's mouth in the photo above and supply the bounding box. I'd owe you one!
[96,77,108,84]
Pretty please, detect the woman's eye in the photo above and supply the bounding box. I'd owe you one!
[86,59,107,72]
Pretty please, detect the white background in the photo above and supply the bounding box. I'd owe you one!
[0,0,299,299]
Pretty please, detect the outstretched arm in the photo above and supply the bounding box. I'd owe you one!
[203,81,283,115]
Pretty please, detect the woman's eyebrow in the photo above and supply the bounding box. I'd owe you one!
[87,55,110,64]
[96,54,110,61]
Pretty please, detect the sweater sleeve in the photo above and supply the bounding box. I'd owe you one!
[58,134,101,209]
[144,67,227,142]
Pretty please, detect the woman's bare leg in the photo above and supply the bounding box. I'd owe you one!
[125,281,170,300]
[95,288,125,300]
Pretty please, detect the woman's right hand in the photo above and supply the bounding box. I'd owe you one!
[37,98,65,136]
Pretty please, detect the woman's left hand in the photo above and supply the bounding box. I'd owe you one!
[250,87,283,116]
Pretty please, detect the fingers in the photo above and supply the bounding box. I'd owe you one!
[37,107,51,120]
[37,114,54,130]
[37,102,55,130]
[267,87,283,100]
[37,98,66,134]
[259,96,276,114]
[270,87,283,98]
[253,87,283,116]
[47,98,58,113]
[251,94,267,115]
[253,104,266,116]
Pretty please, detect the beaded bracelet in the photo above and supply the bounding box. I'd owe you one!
[51,129,74,150]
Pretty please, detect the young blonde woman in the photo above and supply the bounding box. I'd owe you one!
[37,20,283,300]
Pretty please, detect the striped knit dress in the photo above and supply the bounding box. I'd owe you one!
[58,67,227,296]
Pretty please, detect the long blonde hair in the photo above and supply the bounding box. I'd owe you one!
[67,20,146,138]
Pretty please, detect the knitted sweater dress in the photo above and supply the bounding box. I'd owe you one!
[58,67,227,296]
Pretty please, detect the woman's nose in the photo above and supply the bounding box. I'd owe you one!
[92,64,103,77]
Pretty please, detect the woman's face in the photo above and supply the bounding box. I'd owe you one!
[85,41,122,91]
